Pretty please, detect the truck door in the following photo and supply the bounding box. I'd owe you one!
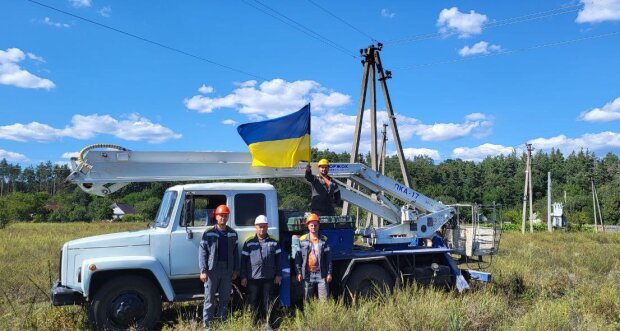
[170,192,227,276]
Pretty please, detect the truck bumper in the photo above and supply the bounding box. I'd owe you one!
[51,281,84,306]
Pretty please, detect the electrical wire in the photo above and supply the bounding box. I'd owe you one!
[27,0,266,80]
[304,0,378,43]
[393,31,620,71]
[242,0,358,58]
[385,4,583,45]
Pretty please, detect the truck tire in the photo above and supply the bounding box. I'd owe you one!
[345,264,394,301]
[89,275,162,330]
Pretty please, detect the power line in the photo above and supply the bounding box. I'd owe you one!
[242,0,358,58]
[304,0,378,43]
[27,0,266,80]
[393,31,620,70]
[385,4,583,45]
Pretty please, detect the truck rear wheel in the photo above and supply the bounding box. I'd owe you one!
[345,264,394,301]
[89,275,162,330]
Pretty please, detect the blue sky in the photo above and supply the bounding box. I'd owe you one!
[1,0,620,165]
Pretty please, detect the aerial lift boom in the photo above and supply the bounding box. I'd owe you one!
[68,145,455,246]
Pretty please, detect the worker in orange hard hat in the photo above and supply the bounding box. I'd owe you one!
[199,204,239,328]
[294,213,332,300]
[305,159,342,216]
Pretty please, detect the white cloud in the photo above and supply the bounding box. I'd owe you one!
[41,17,71,28]
[198,84,214,94]
[62,152,79,159]
[458,41,502,57]
[69,0,91,8]
[0,149,28,162]
[579,96,620,122]
[576,0,620,23]
[27,53,45,62]
[222,119,238,125]
[184,78,351,119]
[452,143,514,162]
[0,114,181,144]
[311,110,493,154]
[437,7,488,38]
[412,113,493,141]
[185,78,491,155]
[401,148,441,160]
[0,48,55,90]
[98,6,112,17]
[381,9,396,18]
[237,80,257,88]
[528,131,620,154]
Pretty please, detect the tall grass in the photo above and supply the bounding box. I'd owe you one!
[1,223,619,330]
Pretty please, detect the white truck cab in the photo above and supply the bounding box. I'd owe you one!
[53,183,280,330]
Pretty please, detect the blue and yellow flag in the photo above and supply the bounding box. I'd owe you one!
[237,104,311,167]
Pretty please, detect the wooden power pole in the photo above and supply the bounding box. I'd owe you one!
[343,44,411,218]
[521,144,534,234]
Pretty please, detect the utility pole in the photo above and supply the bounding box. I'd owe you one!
[595,185,604,232]
[591,179,605,233]
[528,146,534,233]
[547,171,552,232]
[343,44,411,218]
[379,123,387,176]
[591,179,598,232]
[521,144,534,234]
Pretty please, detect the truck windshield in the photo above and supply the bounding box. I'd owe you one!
[154,191,177,228]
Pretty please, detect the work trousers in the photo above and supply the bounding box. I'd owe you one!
[247,278,275,320]
[303,271,328,299]
[203,262,233,324]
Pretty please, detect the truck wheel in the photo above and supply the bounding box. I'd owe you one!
[89,275,162,330]
[345,264,394,301]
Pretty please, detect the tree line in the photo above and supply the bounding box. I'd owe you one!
[1,148,619,229]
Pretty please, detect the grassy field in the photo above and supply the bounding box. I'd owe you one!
[1,222,619,330]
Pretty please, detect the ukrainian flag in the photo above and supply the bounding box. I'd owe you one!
[237,104,311,167]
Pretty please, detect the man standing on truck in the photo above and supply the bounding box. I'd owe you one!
[305,159,342,216]
[240,215,282,328]
[199,204,239,328]
[295,213,332,300]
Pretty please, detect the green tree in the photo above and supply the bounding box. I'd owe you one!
[68,205,89,222]
[2,192,48,221]
[135,197,161,220]
[0,198,8,228]
[0,158,7,196]
[88,197,114,221]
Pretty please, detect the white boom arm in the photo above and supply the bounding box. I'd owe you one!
[67,148,454,244]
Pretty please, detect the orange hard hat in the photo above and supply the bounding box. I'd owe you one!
[306,213,320,225]
[215,205,230,215]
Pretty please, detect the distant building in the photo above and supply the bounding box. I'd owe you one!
[110,203,136,220]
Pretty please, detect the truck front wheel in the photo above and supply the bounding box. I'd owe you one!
[89,275,162,330]
[345,264,394,301]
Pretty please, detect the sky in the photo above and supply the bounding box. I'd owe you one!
[1,0,620,166]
